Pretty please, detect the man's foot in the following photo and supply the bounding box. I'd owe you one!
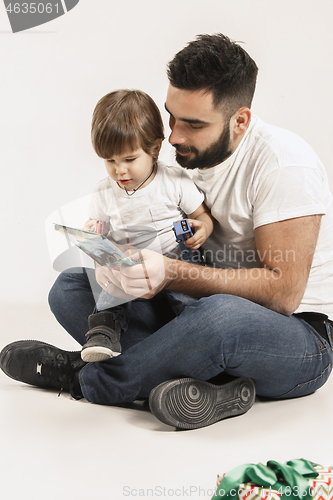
[81,312,122,362]
[0,340,85,399]
[149,376,255,430]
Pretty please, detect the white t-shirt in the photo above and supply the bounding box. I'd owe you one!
[89,161,204,256]
[191,115,333,318]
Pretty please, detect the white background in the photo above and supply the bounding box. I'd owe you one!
[1,4,333,499]
[0,0,332,303]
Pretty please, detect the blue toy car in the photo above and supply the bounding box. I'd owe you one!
[173,219,194,253]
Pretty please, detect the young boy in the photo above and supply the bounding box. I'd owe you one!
[81,89,214,363]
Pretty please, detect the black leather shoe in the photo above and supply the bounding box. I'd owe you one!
[81,312,122,362]
[0,340,85,399]
[149,376,255,430]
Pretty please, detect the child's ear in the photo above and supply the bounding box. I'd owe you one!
[152,139,163,159]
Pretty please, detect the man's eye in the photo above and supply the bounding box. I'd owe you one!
[189,124,203,130]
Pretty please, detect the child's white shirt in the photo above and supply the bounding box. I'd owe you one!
[89,161,204,256]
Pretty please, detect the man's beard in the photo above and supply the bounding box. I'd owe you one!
[174,121,232,170]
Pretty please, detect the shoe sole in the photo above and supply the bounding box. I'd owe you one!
[149,377,255,430]
[81,346,121,363]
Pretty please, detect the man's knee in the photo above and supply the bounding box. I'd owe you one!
[190,294,267,349]
[196,294,257,324]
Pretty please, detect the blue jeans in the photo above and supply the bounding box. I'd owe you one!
[48,267,333,405]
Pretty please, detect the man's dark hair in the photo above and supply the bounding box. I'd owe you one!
[167,33,258,117]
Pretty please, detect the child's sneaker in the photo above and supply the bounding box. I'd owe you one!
[81,312,122,362]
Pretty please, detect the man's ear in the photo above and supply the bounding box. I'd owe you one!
[232,108,251,136]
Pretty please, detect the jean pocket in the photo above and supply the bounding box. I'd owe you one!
[310,329,330,353]
[276,361,332,399]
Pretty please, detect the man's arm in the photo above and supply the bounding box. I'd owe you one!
[167,214,321,315]
[120,214,321,316]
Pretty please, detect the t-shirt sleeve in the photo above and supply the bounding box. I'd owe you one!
[253,166,326,229]
[178,169,205,215]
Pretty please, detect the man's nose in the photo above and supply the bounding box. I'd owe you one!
[168,122,187,146]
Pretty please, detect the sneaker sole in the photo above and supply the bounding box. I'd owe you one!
[149,377,255,430]
[81,346,121,363]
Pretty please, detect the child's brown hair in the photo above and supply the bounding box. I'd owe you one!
[91,89,165,160]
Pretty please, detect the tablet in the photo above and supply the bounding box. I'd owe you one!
[54,223,137,268]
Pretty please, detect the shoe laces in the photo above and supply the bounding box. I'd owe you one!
[37,353,82,399]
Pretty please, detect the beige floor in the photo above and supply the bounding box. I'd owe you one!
[1,303,332,500]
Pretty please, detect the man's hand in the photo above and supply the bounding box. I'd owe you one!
[95,249,169,300]
[116,249,169,299]
[95,263,135,301]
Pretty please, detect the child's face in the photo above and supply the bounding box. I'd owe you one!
[104,148,156,191]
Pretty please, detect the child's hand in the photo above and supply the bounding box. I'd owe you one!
[184,219,208,250]
[82,218,97,232]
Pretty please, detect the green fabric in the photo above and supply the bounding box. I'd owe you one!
[212,459,319,500]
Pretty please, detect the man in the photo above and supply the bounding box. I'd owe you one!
[1,34,333,430]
